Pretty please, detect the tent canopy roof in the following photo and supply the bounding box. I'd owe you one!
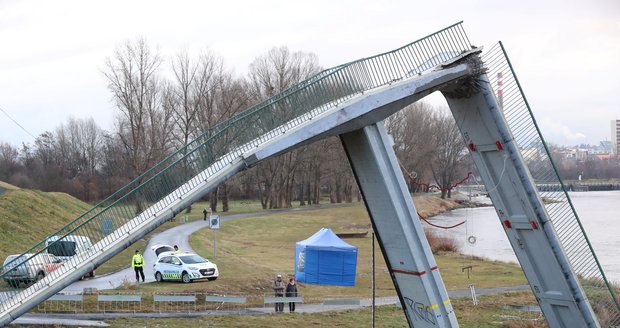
[296,228,357,251]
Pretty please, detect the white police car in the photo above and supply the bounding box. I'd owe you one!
[152,250,219,283]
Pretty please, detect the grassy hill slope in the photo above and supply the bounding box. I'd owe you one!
[0,181,91,262]
[0,180,20,191]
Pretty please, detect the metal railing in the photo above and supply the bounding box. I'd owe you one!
[153,292,197,313]
[483,42,620,326]
[97,291,143,313]
[0,22,473,321]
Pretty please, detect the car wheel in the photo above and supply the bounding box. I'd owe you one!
[89,270,95,278]
[155,272,163,282]
[207,277,217,281]
[181,272,191,283]
[36,271,45,282]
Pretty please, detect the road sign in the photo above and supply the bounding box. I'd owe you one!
[210,215,220,230]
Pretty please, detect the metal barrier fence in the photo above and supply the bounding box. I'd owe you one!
[483,42,620,326]
[205,293,247,313]
[153,292,197,313]
[32,291,253,314]
[36,292,83,313]
[263,294,304,312]
[0,22,473,318]
[27,291,378,315]
[97,292,142,313]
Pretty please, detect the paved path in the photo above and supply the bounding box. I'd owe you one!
[248,285,531,314]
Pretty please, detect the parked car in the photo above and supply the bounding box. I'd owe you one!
[152,251,219,283]
[2,253,63,287]
[46,235,95,278]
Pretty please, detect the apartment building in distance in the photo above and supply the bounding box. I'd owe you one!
[612,119,620,155]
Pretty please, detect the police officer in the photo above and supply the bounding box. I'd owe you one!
[132,249,145,283]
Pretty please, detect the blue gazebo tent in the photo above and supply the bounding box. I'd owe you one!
[294,228,358,286]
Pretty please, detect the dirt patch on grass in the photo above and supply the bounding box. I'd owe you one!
[413,194,463,218]
[342,223,371,230]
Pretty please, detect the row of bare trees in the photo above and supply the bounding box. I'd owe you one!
[0,38,471,210]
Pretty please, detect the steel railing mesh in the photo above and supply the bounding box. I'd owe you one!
[0,22,472,319]
[483,42,620,327]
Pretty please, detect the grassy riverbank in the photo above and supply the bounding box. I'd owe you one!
[87,195,541,327]
[111,194,526,300]
[180,197,525,301]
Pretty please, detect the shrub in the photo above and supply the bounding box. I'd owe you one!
[424,229,459,254]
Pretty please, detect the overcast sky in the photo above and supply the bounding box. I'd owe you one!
[1,0,618,148]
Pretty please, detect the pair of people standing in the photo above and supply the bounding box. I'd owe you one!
[272,274,298,313]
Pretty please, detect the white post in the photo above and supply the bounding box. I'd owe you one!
[372,231,375,328]
[469,284,478,305]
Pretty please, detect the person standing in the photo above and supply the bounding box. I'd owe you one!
[272,274,285,313]
[132,249,145,283]
[286,277,298,313]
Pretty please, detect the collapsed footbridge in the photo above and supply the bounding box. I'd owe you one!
[1,22,618,327]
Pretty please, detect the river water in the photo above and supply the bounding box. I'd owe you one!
[426,190,620,283]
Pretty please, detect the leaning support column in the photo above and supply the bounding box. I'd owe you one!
[341,123,458,328]
[441,63,599,327]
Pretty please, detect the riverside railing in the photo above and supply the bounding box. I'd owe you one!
[0,22,472,316]
[483,42,620,327]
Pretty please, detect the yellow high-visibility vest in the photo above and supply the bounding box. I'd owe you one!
[132,254,145,268]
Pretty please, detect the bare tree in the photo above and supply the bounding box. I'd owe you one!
[181,52,248,213]
[31,132,64,192]
[99,132,131,198]
[55,118,103,178]
[247,46,321,209]
[103,38,174,212]
[247,46,320,100]
[386,102,436,192]
[0,142,19,182]
[429,111,468,199]
[170,50,227,147]
[103,38,173,180]
[54,117,105,201]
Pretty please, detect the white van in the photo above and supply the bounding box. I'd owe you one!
[3,253,63,287]
[46,235,95,277]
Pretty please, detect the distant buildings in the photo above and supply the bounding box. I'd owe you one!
[612,119,620,155]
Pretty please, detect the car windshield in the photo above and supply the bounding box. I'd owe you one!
[179,255,207,264]
[48,241,77,257]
